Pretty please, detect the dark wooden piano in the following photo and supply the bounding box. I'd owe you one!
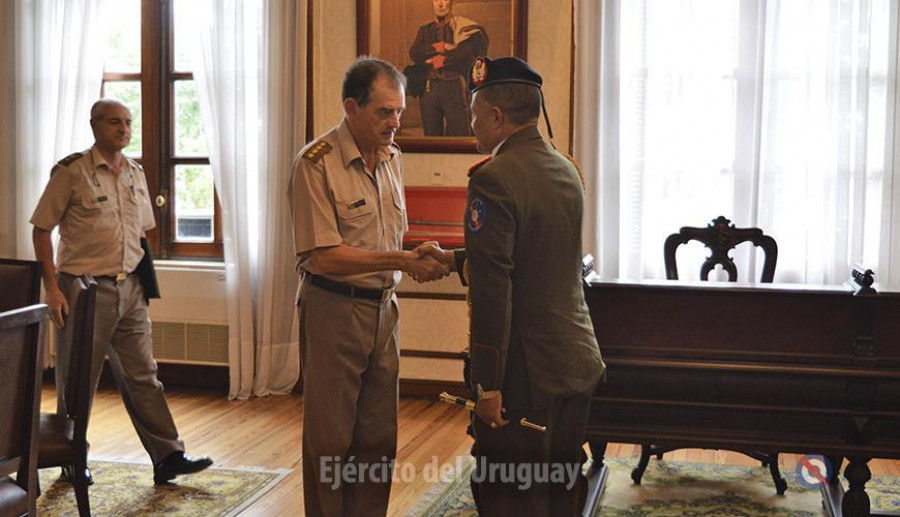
[582,268,900,517]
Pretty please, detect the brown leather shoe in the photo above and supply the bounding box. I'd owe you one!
[153,451,213,485]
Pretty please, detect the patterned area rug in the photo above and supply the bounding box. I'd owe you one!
[406,456,900,516]
[37,458,290,517]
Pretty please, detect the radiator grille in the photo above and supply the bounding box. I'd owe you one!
[151,321,229,365]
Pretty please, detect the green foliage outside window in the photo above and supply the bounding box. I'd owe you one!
[175,165,214,214]
[175,81,208,156]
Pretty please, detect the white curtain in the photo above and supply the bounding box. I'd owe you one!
[580,0,900,286]
[192,0,304,399]
[7,0,106,259]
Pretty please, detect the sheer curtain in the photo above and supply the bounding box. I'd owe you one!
[192,0,305,399]
[252,0,308,396]
[9,0,107,259]
[580,0,899,285]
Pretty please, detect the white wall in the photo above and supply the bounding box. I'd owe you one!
[150,263,228,325]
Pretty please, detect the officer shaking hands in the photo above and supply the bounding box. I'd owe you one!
[419,57,605,516]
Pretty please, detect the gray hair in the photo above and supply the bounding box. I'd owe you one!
[90,99,129,121]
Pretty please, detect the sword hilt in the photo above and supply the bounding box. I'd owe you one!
[438,392,546,432]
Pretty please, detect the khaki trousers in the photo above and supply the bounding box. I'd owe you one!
[56,273,183,465]
[299,281,400,517]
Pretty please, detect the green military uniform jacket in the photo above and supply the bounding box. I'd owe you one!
[458,126,605,411]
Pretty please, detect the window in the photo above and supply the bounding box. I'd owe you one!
[102,0,221,259]
[609,0,892,284]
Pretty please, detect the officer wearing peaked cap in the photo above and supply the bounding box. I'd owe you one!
[420,56,605,516]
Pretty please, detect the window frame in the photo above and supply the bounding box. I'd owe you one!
[100,0,222,260]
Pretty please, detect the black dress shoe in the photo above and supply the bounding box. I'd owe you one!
[61,464,94,486]
[153,451,213,485]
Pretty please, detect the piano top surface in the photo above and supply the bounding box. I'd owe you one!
[586,276,900,296]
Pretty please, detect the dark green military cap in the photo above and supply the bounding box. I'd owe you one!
[468,56,542,93]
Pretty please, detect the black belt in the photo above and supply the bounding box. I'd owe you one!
[306,274,394,302]
[62,271,130,284]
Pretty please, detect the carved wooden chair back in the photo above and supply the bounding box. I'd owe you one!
[664,216,778,283]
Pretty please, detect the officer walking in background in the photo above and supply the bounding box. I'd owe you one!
[31,98,213,486]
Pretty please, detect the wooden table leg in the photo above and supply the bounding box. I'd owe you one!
[841,457,872,517]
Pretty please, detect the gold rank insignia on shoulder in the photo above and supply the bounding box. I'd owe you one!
[302,140,332,163]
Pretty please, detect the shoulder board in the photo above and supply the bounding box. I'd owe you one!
[124,155,143,171]
[57,151,87,167]
[467,156,492,177]
[302,140,333,163]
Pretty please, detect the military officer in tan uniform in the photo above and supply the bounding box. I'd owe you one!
[31,99,212,485]
[420,57,605,516]
[288,57,448,517]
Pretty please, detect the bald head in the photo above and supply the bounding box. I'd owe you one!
[90,99,129,122]
[89,99,133,154]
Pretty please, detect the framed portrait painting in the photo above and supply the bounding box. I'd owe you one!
[357,0,527,153]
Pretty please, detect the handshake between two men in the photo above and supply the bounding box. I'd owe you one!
[405,241,457,283]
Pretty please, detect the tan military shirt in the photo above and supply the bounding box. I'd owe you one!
[30,146,155,277]
[289,119,408,289]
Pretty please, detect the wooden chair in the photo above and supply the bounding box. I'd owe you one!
[0,304,48,517]
[631,216,786,495]
[0,258,42,311]
[37,275,97,517]
[663,215,777,282]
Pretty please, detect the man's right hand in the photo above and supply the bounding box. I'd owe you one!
[405,253,449,283]
[46,285,69,328]
[414,242,455,270]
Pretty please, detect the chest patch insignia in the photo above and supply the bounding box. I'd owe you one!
[467,197,487,233]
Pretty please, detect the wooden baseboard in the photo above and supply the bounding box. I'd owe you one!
[154,363,230,393]
[96,361,229,393]
[400,378,468,399]
[46,363,466,399]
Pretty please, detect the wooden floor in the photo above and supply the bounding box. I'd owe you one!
[41,385,900,516]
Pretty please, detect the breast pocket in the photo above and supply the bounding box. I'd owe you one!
[78,191,117,231]
[122,186,145,221]
[389,186,407,235]
[335,197,376,248]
